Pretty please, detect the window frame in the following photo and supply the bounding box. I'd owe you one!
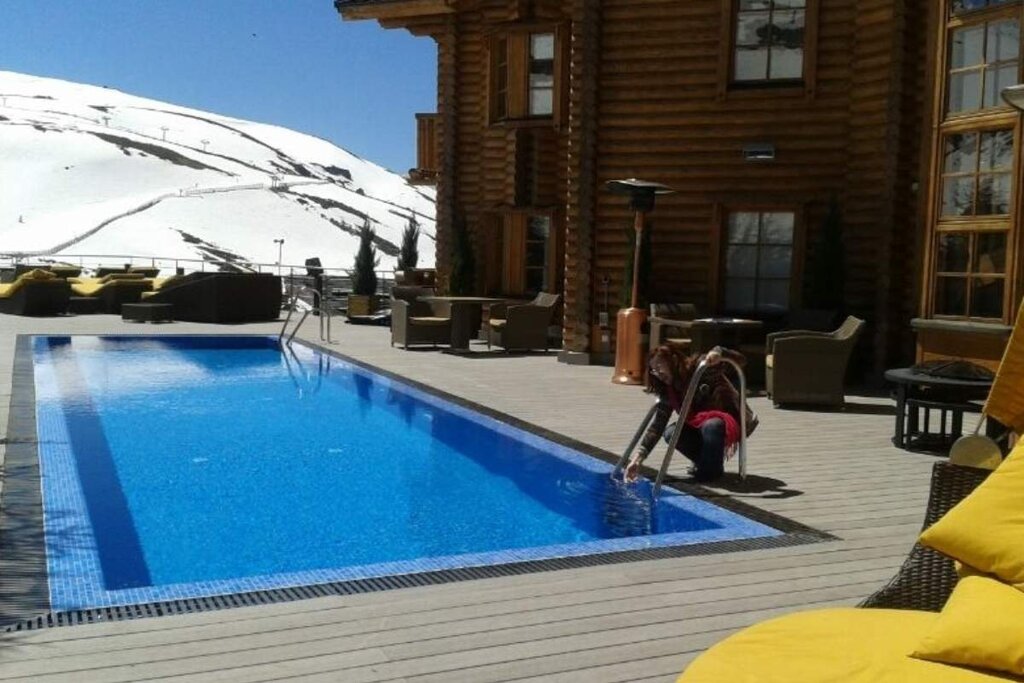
[500,207,563,296]
[718,0,820,98]
[713,204,806,316]
[921,1,1023,324]
[487,25,567,127]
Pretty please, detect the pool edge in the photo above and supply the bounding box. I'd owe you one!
[1,334,837,633]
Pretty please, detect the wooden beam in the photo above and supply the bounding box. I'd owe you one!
[337,0,453,22]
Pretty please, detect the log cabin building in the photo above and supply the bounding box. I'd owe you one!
[336,0,1024,376]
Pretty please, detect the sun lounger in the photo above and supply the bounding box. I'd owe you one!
[0,269,70,316]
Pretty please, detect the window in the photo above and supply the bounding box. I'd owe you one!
[524,216,552,294]
[733,0,806,83]
[941,129,1014,216]
[723,211,795,314]
[947,18,1019,114]
[934,231,1008,318]
[528,35,555,117]
[952,0,1018,15]
[490,31,559,122]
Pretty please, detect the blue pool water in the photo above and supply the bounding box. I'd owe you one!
[32,336,780,610]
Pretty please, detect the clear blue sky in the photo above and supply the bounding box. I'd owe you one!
[0,0,437,173]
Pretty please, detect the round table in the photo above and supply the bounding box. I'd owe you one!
[689,318,763,353]
[422,296,505,351]
[884,367,993,452]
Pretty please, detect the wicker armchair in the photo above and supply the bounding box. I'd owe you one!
[765,315,865,407]
[860,461,991,612]
[648,303,698,352]
[487,292,560,352]
[390,286,451,349]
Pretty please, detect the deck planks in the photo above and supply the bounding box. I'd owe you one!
[0,314,947,682]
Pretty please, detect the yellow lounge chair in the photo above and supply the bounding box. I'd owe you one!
[0,269,70,316]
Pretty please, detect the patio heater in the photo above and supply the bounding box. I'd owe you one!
[606,178,675,385]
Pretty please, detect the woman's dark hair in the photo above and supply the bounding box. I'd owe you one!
[645,344,700,396]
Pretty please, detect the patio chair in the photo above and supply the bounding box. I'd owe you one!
[487,292,560,352]
[649,303,698,352]
[765,315,865,407]
[0,269,70,316]
[142,273,281,323]
[390,286,452,349]
[69,273,152,314]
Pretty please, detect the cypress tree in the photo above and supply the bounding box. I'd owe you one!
[397,216,420,270]
[352,219,379,296]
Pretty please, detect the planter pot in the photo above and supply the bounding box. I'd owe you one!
[347,294,377,318]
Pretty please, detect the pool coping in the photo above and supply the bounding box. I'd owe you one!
[0,334,836,632]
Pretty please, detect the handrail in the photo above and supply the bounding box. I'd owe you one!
[652,357,748,496]
[612,401,660,477]
[279,285,333,347]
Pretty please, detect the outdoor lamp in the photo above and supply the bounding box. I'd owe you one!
[1001,84,1024,111]
[605,178,675,385]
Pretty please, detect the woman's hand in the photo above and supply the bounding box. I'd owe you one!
[624,453,643,483]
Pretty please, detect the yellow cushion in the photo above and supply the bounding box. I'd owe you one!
[765,353,774,369]
[0,282,18,298]
[0,269,60,298]
[679,608,1015,682]
[71,282,104,296]
[919,444,1024,585]
[489,318,507,330]
[956,561,1024,590]
[912,576,1024,676]
[19,268,57,281]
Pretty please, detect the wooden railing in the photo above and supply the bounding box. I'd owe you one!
[411,113,439,184]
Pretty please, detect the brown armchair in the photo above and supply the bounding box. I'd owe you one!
[765,315,865,406]
[648,303,699,352]
[487,292,560,352]
[390,286,452,349]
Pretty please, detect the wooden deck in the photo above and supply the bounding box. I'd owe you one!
[0,314,954,682]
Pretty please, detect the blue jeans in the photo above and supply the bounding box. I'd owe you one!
[663,418,725,482]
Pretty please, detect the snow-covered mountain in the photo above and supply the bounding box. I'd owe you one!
[0,71,435,272]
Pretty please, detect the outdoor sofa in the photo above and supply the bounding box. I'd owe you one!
[69,273,153,314]
[141,272,282,323]
[679,303,1024,682]
[765,315,865,406]
[0,269,70,316]
[390,285,451,349]
[487,292,560,352]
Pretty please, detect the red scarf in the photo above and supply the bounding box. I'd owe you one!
[666,387,741,453]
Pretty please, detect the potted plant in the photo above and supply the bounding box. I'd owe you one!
[348,219,379,318]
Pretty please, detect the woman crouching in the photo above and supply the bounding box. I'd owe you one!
[624,344,753,483]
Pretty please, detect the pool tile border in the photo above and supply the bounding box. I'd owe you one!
[1,334,835,632]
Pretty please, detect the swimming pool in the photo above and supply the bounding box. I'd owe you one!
[30,335,783,612]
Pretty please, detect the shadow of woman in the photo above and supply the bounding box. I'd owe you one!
[669,472,804,500]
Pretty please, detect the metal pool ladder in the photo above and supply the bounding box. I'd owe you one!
[278,286,333,347]
[613,357,749,497]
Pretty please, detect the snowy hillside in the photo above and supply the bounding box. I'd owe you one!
[0,71,435,272]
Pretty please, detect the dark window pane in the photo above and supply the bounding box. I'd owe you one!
[949,71,983,113]
[981,130,1014,170]
[528,34,555,116]
[758,246,793,278]
[944,133,978,173]
[739,0,771,9]
[762,212,795,243]
[757,279,790,313]
[938,233,970,273]
[773,0,806,8]
[977,174,1012,214]
[987,20,1020,62]
[935,277,968,316]
[525,267,545,294]
[727,213,760,243]
[975,232,1008,274]
[725,278,757,312]
[772,9,805,49]
[942,177,976,216]
[727,245,758,278]
[971,278,1005,318]
[770,47,803,79]
[984,64,1019,108]
[528,216,551,241]
[736,11,771,46]
[951,25,986,69]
